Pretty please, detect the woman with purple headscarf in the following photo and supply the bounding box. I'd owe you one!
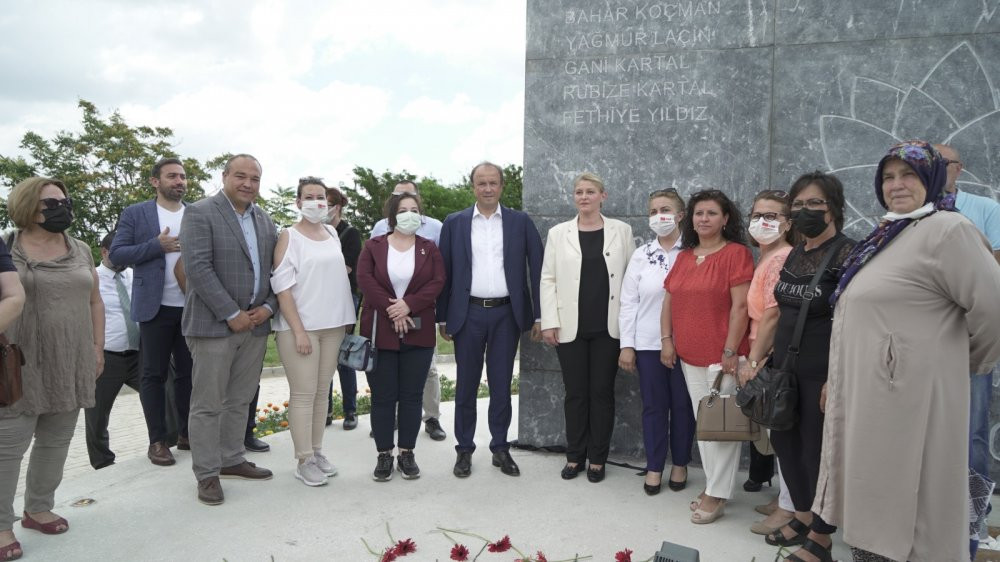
[813,141,1000,562]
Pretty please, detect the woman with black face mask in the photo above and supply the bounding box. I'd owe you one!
[760,171,855,560]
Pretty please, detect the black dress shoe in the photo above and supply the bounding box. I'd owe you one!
[743,477,771,492]
[587,465,606,483]
[668,467,688,492]
[244,436,270,453]
[491,450,520,476]
[453,451,472,478]
[644,482,661,496]
[424,418,446,441]
[343,413,358,431]
[561,463,584,480]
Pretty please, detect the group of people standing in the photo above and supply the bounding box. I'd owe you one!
[0,140,997,562]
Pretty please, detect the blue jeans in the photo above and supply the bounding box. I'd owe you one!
[970,368,994,478]
[328,293,361,416]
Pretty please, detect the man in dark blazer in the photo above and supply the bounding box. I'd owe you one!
[180,154,277,506]
[109,157,193,467]
[437,161,543,478]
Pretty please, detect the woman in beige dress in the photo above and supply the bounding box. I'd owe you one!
[0,177,102,561]
[816,141,1000,562]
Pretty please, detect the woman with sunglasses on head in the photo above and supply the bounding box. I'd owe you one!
[618,188,695,495]
[738,190,796,535]
[0,178,98,561]
[760,172,855,562]
[660,189,753,524]
[270,177,357,487]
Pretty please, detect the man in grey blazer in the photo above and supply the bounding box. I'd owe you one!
[180,154,278,506]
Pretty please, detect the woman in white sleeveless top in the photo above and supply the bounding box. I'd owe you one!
[271,177,356,487]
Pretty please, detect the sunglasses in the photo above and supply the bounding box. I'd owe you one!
[648,188,679,197]
[41,197,73,211]
[756,189,787,197]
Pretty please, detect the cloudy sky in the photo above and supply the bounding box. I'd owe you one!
[0,0,527,192]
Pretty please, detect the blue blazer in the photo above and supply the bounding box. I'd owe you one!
[436,205,544,335]
[109,199,177,323]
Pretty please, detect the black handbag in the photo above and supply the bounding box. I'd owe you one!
[737,239,844,431]
[338,305,377,372]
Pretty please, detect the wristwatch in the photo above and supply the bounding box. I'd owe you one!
[749,359,759,369]
[723,348,736,358]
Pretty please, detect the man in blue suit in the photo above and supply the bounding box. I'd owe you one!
[437,161,543,478]
[110,157,193,467]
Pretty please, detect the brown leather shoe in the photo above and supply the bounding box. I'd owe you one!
[219,461,273,480]
[176,435,190,451]
[197,476,224,506]
[148,442,176,466]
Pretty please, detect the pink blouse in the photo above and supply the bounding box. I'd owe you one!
[747,245,792,345]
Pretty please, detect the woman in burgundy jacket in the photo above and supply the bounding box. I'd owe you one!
[357,192,445,482]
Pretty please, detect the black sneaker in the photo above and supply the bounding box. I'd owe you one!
[424,417,446,441]
[373,452,394,482]
[397,450,420,480]
[343,413,358,431]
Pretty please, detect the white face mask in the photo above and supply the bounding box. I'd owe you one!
[300,199,328,224]
[394,211,421,235]
[748,217,783,245]
[324,204,339,225]
[648,213,677,237]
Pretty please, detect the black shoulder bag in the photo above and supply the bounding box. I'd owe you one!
[736,239,844,431]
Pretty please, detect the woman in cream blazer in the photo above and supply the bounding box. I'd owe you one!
[540,172,635,483]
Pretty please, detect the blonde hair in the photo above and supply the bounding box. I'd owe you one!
[7,177,68,229]
[573,172,605,192]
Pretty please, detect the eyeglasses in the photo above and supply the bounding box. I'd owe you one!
[40,197,73,211]
[748,212,785,221]
[790,198,828,211]
[391,191,417,197]
[756,189,787,197]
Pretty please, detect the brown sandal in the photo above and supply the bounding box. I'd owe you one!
[21,512,68,535]
[0,540,21,561]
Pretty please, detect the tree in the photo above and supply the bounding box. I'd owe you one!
[257,184,298,229]
[0,100,211,253]
[340,167,416,236]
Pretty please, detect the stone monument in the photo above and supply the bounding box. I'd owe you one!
[519,0,1000,476]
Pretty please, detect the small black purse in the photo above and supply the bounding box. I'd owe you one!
[737,239,844,431]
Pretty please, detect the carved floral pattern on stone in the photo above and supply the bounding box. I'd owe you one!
[818,41,1000,232]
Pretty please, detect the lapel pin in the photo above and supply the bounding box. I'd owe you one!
[420,248,426,255]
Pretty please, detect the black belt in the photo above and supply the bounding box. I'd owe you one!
[469,296,510,308]
[105,350,138,357]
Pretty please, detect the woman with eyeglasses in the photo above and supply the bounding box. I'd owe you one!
[618,188,695,495]
[270,177,357,487]
[0,178,98,560]
[660,189,752,524]
[758,172,855,561]
[738,190,796,535]
[357,192,444,482]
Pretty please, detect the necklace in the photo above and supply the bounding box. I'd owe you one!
[694,241,726,264]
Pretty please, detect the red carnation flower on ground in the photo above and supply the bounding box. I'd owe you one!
[536,551,548,562]
[450,544,470,561]
[487,535,512,553]
[380,547,398,562]
[615,548,633,562]
[392,538,417,555]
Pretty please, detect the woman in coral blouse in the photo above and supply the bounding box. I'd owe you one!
[660,189,753,525]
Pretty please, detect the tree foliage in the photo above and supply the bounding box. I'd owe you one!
[0,100,212,252]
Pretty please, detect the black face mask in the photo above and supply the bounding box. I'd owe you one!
[39,206,73,233]
[791,209,829,238]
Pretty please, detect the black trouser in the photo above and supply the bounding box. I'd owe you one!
[139,306,192,444]
[84,350,140,468]
[555,331,620,465]
[369,344,434,452]
[245,385,261,439]
[748,445,775,484]
[770,376,837,534]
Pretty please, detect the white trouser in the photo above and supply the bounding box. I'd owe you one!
[777,461,794,511]
[681,360,741,499]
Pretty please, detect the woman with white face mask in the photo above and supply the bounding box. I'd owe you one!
[618,188,696,496]
[357,192,445,482]
[270,177,357,487]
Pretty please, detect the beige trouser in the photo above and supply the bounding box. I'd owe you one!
[681,360,741,500]
[187,332,268,481]
[276,327,346,459]
[0,410,80,530]
[422,350,441,421]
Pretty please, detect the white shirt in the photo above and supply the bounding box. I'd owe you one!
[97,263,135,352]
[387,244,415,299]
[371,216,442,245]
[618,237,683,351]
[270,226,356,332]
[157,204,185,307]
[469,205,508,298]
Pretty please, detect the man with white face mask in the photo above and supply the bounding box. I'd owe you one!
[370,181,447,441]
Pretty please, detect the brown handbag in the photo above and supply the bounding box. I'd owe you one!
[696,370,760,442]
[0,334,25,407]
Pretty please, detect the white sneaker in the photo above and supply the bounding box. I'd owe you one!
[313,451,338,477]
[295,457,328,487]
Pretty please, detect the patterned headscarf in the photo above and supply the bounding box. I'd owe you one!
[830,141,955,306]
